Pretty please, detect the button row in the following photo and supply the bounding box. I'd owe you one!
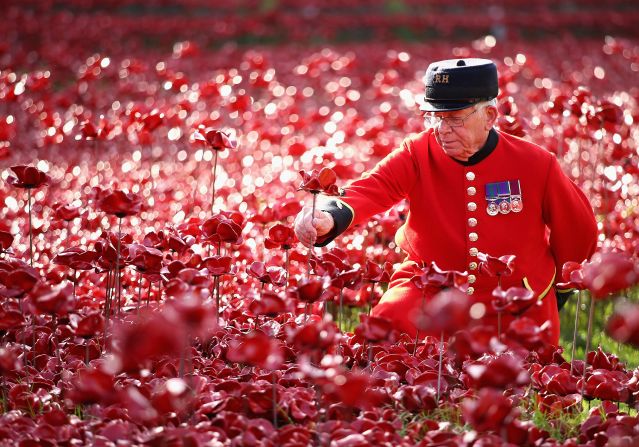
[467,171,476,296]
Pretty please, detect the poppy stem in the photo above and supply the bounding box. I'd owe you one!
[146,280,152,308]
[72,269,77,300]
[307,193,317,276]
[581,294,596,396]
[271,371,278,429]
[27,188,33,266]
[211,150,218,214]
[115,217,122,315]
[368,344,373,369]
[85,339,90,365]
[436,330,444,403]
[570,290,582,376]
[215,276,221,324]
[104,269,111,318]
[338,288,344,332]
[284,249,290,288]
[497,311,502,340]
[137,273,142,315]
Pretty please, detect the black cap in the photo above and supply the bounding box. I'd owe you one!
[420,58,498,112]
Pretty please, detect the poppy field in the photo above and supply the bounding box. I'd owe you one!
[1,1,639,446]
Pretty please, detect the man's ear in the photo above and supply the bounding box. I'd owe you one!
[484,106,498,130]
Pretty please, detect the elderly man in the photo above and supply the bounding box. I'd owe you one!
[294,58,598,344]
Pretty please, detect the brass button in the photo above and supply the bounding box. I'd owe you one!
[467,286,475,295]
[467,202,477,212]
[469,247,478,256]
[466,172,475,181]
[468,274,476,283]
[467,186,476,196]
[469,232,478,242]
[468,218,477,227]
[469,262,478,270]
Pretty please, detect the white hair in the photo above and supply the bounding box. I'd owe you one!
[480,98,498,108]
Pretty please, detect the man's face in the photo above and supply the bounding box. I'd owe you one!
[429,105,492,161]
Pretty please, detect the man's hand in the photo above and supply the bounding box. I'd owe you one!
[294,207,334,247]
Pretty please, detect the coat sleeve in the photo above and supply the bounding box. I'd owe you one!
[315,138,420,246]
[542,156,599,285]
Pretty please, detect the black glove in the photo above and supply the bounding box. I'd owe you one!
[555,288,576,311]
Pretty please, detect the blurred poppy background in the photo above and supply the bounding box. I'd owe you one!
[1,1,639,446]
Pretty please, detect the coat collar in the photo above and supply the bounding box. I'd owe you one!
[452,128,499,166]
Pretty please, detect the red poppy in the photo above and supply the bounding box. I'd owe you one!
[52,247,97,271]
[411,261,468,293]
[491,286,538,316]
[71,311,105,338]
[53,203,82,221]
[202,212,244,245]
[537,393,582,415]
[449,326,500,364]
[192,127,237,151]
[0,268,40,298]
[0,231,14,251]
[226,330,283,369]
[332,267,362,290]
[200,255,233,276]
[113,312,185,372]
[29,282,76,316]
[127,243,163,275]
[464,354,530,390]
[578,369,630,402]
[165,291,218,339]
[606,303,639,348]
[6,165,50,189]
[0,346,22,375]
[393,384,438,412]
[291,277,327,303]
[362,260,393,283]
[461,388,517,433]
[150,378,194,416]
[530,364,578,395]
[248,262,287,287]
[556,261,587,290]
[297,167,340,195]
[287,317,339,352]
[355,314,399,343]
[477,252,516,278]
[413,288,472,337]
[0,305,24,330]
[66,367,116,405]
[264,223,295,250]
[248,290,289,317]
[325,370,384,409]
[217,219,244,245]
[581,251,639,299]
[98,190,143,218]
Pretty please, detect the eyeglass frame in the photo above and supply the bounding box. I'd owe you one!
[423,105,482,128]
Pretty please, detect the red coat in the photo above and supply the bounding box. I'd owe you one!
[320,129,598,344]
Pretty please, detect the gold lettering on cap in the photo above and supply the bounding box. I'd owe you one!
[442,74,449,83]
[434,74,449,84]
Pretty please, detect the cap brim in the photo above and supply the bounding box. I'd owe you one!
[419,101,475,112]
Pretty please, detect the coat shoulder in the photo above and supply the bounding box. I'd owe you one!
[497,130,555,165]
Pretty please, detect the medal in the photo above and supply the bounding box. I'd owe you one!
[485,183,499,216]
[487,201,499,216]
[497,181,511,214]
[498,199,511,214]
[509,180,523,213]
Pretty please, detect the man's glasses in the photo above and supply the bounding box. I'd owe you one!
[424,107,479,128]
